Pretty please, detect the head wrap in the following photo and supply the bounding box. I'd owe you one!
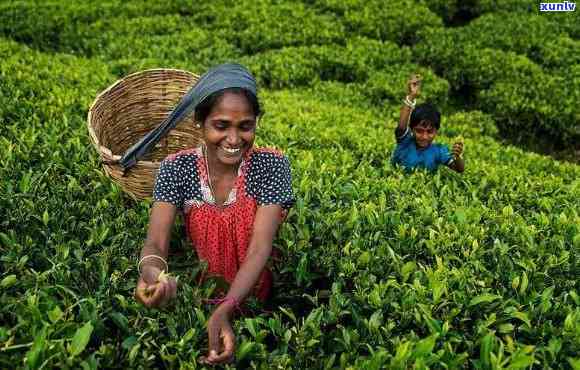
[119,63,258,171]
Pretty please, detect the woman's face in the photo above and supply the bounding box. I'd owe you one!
[202,91,257,167]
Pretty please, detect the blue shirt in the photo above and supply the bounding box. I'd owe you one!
[391,127,453,172]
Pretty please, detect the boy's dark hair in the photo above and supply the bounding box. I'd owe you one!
[194,87,261,124]
[410,103,441,130]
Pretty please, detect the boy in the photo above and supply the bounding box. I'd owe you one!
[391,75,464,173]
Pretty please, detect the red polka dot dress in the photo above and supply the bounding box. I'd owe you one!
[153,146,294,301]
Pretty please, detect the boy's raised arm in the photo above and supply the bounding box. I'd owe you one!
[396,74,421,138]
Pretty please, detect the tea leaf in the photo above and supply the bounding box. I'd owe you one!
[469,294,502,306]
[69,322,93,357]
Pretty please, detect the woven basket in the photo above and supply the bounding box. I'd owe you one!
[87,69,202,200]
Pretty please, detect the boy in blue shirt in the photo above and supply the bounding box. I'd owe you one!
[392,75,465,173]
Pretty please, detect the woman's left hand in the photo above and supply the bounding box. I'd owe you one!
[200,304,236,365]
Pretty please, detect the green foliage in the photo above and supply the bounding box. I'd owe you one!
[307,0,443,44]
[0,0,190,52]
[196,0,346,54]
[414,27,545,89]
[431,12,574,70]
[414,17,580,146]
[480,73,580,144]
[363,66,449,108]
[63,15,239,73]
[242,38,411,88]
[442,111,498,138]
[427,0,537,24]
[1,1,580,369]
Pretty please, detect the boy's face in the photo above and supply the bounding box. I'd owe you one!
[412,120,437,149]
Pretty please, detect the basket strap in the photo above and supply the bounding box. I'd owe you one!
[118,63,258,173]
[119,86,197,172]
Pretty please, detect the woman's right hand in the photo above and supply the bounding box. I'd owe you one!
[135,267,177,308]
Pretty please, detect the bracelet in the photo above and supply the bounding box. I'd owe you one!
[403,95,416,109]
[138,255,168,274]
[204,297,242,311]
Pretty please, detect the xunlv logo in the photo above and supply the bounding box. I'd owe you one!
[540,1,576,11]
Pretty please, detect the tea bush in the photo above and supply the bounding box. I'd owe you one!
[479,73,580,145]
[414,24,580,146]
[61,15,240,66]
[241,38,412,88]
[304,0,442,44]
[426,0,537,24]
[188,0,347,54]
[420,12,575,70]
[0,0,191,52]
[2,1,580,369]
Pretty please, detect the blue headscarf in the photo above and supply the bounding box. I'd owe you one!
[119,63,258,171]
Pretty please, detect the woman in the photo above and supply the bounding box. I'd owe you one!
[134,64,294,365]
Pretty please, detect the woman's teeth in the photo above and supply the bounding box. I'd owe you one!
[222,147,241,154]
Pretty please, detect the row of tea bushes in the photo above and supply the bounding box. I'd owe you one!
[2,0,578,150]
[0,0,345,56]
[301,0,443,44]
[426,0,538,24]
[2,1,580,368]
[191,0,347,55]
[420,12,579,71]
[241,39,451,109]
[0,0,194,53]
[2,41,580,368]
[241,38,412,88]
[414,23,580,146]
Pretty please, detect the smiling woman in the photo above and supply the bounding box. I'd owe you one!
[134,64,295,365]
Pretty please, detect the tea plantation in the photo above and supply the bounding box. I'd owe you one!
[1,1,579,369]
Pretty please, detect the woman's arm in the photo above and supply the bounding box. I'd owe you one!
[223,204,282,301]
[135,202,178,307]
[202,204,283,365]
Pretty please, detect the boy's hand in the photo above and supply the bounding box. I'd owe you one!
[407,74,422,99]
[452,142,464,159]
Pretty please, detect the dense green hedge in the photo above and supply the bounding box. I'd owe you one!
[3,63,580,370]
[426,0,537,23]
[0,0,193,52]
[479,73,580,145]
[191,0,346,54]
[305,0,443,44]
[241,38,411,88]
[419,12,575,70]
[414,23,580,146]
[0,8,240,76]
[241,39,450,109]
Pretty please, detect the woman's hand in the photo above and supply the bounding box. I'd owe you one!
[135,267,177,308]
[407,74,422,99]
[200,304,236,365]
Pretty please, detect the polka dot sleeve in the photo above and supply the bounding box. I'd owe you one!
[251,153,295,210]
[153,158,184,209]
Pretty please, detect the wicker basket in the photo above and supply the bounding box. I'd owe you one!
[87,69,202,200]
